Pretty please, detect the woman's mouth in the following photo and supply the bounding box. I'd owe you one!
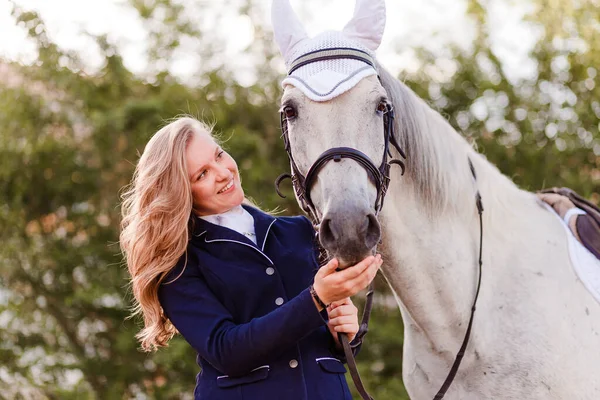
[218,178,234,194]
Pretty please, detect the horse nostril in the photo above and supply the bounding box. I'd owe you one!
[319,218,338,247]
[365,213,381,249]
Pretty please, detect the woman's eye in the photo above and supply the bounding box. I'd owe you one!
[283,106,297,120]
[197,171,206,180]
[217,150,224,159]
[376,101,387,113]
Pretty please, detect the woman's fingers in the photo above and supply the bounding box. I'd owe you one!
[315,255,382,305]
[329,315,357,326]
[333,323,359,342]
[318,258,339,277]
[335,255,375,281]
[335,255,380,284]
[328,304,357,319]
[537,193,576,218]
[330,313,359,336]
[337,266,379,299]
[345,256,381,292]
[333,323,358,331]
[328,297,352,310]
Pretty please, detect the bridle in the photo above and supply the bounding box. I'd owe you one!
[274,48,484,400]
[274,48,406,225]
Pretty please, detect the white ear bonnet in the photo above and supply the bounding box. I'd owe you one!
[271,0,386,102]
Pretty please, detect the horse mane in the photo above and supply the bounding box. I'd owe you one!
[376,62,487,216]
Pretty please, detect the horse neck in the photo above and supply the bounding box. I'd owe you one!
[378,66,542,350]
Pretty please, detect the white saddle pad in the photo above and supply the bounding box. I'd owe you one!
[545,203,600,304]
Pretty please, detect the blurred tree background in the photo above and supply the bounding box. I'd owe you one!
[0,0,598,399]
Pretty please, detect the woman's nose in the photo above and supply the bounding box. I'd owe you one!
[215,163,231,181]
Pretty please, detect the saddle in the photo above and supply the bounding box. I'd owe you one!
[540,187,600,260]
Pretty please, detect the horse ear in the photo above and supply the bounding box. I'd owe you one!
[342,0,386,51]
[271,0,308,62]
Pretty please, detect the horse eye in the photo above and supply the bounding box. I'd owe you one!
[283,106,297,120]
[376,101,387,113]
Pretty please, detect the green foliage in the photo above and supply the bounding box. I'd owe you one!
[0,0,598,399]
[408,0,600,199]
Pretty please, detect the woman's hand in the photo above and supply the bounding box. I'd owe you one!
[537,192,581,241]
[538,192,576,218]
[313,254,381,307]
[327,297,359,343]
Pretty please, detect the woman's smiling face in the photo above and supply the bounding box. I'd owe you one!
[186,131,245,216]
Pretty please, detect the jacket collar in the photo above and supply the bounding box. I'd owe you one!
[191,204,277,250]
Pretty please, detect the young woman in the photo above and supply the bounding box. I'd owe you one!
[120,116,382,400]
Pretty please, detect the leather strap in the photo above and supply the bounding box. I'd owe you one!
[341,333,373,400]
[309,284,328,309]
[340,281,375,400]
[304,147,386,213]
[288,47,375,75]
[433,160,484,399]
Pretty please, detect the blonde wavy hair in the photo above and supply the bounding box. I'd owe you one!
[120,116,215,351]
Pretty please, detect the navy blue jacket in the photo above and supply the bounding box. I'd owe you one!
[158,205,353,400]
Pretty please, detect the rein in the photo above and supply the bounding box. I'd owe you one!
[274,48,484,400]
[433,159,484,399]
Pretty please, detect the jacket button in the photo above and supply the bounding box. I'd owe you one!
[266,267,275,275]
[289,359,298,368]
[275,297,284,306]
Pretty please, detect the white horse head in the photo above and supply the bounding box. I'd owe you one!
[273,0,390,266]
[272,1,600,399]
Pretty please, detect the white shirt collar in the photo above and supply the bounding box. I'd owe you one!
[199,205,257,244]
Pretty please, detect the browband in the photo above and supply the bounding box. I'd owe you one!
[288,47,376,75]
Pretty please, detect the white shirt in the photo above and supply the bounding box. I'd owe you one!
[199,205,257,244]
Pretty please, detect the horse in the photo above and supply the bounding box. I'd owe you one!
[271,0,600,399]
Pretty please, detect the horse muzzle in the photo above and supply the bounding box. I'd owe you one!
[319,208,381,268]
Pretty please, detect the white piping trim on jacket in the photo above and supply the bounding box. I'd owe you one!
[315,357,342,363]
[261,219,277,251]
[217,365,270,379]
